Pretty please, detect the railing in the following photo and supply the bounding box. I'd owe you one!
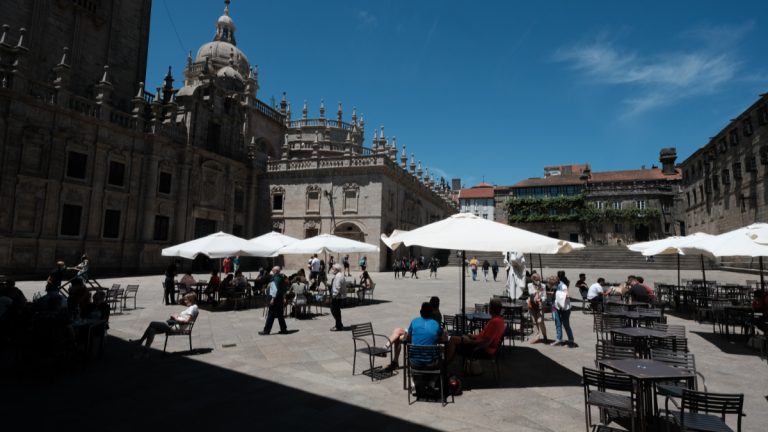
[69,94,100,118]
[143,90,155,104]
[287,141,372,155]
[287,118,354,130]
[154,123,187,142]
[253,98,285,124]
[110,110,136,129]
[27,80,56,104]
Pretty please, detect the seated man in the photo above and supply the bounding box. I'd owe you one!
[627,275,650,303]
[445,299,505,363]
[384,302,446,371]
[179,271,196,295]
[575,273,589,301]
[430,296,443,325]
[133,293,198,357]
[204,270,220,304]
[587,277,606,309]
[635,276,655,303]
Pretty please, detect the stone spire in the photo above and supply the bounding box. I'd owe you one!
[351,106,357,125]
[319,99,325,119]
[162,66,174,104]
[215,0,237,45]
[372,130,378,151]
[279,92,287,114]
[302,100,308,120]
[337,102,343,123]
[417,161,423,179]
[285,102,291,123]
[400,144,407,168]
[409,154,416,174]
[0,25,9,47]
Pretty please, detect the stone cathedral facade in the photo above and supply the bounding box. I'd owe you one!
[0,1,456,275]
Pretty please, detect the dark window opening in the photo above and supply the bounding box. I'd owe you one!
[206,121,221,152]
[153,215,170,241]
[103,209,121,238]
[66,151,88,179]
[234,189,245,212]
[158,172,172,194]
[60,204,82,236]
[272,193,283,211]
[233,224,243,237]
[107,161,126,186]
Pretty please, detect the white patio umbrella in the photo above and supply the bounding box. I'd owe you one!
[627,232,713,287]
[681,223,768,289]
[380,213,585,315]
[379,229,409,250]
[277,233,379,255]
[249,231,300,257]
[161,231,277,259]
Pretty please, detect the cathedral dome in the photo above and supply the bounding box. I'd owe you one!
[193,1,250,78]
[217,64,243,81]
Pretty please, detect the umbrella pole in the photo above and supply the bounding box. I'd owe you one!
[461,250,466,317]
[761,256,765,291]
[539,254,543,279]
[700,254,707,286]
[677,254,681,288]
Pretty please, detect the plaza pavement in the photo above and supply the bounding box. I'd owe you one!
[8,266,768,431]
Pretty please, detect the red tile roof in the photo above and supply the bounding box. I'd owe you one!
[512,176,584,187]
[589,168,681,182]
[459,187,495,199]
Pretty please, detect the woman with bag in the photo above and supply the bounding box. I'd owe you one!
[527,273,548,344]
[548,275,576,348]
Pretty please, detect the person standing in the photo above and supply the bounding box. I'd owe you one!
[259,267,291,335]
[359,256,367,272]
[428,257,438,279]
[47,261,67,291]
[73,254,90,282]
[491,260,499,282]
[393,259,400,279]
[329,264,346,331]
[482,260,490,282]
[328,255,335,269]
[575,273,588,300]
[342,254,351,276]
[410,258,419,279]
[469,256,478,281]
[549,275,575,347]
[233,256,241,273]
[223,256,232,275]
[527,273,548,344]
[164,260,178,305]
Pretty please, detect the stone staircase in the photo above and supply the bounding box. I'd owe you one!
[447,245,713,270]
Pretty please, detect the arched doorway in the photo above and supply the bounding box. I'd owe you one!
[334,222,365,241]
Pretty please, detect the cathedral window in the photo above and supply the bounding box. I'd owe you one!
[107,161,126,187]
[158,172,172,195]
[153,215,170,241]
[102,209,121,239]
[60,204,83,236]
[234,188,245,212]
[342,184,359,214]
[306,186,321,213]
[66,151,88,179]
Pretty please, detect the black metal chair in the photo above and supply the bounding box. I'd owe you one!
[663,389,743,432]
[351,322,392,381]
[405,344,451,406]
[163,320,195,353]
[595,340,637,368]
[122,284,139,310]
[463,338,502,385]
[650,348,707,417]
[582,367,637,432]
[105,285,122,314]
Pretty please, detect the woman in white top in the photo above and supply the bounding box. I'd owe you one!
[134,293,199,357]
[526,273,549,344]
[549,275,575,347]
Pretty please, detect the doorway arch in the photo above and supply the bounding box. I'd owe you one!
[334,222,365,242]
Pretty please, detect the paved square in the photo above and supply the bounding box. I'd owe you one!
[8,266,767,431]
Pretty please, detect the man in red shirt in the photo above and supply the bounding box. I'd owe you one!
[446,299,505,362]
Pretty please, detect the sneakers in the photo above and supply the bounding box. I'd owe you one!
[549,340,562,346]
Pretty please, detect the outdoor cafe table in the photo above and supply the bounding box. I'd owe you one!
[598,358,695,431]
[463,312,491,333]
[603,311,663,327]
[722,304,755,337]
[610,327,672,357]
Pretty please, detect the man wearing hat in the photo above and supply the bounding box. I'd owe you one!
[259,266,291,335]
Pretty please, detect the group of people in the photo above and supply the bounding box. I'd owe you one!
[392,256,440,279]
[467,257,500,282]
[525,271,576,348]
[576,273,656,310]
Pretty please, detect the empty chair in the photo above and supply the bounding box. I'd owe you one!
[351,322,392,381]
[582,367,637,432]
[122,284,139,310]
[663,390,743,432]
[443,314,467,336]
[595,340,637,368]
[105,285,122,314]
[650,348,707,416]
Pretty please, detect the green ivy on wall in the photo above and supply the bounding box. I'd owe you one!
[505,195,660,224]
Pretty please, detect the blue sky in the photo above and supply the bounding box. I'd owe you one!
[146,0,768,188]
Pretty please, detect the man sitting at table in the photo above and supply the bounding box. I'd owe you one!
[627,275,650,303]
[179,271,196,295]
[587,277,606,309]
[445,299,505,363]
[636,276,655,303]
[383,302,446,371]
[133,293,198,357]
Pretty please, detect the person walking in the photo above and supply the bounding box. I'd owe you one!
[223,256,232,275]
[329,264,346,331]
[482,260,490,282]
[164,260,178,305]
[259,267,291,335]
[233,255,241,273]
[428,257,438,279]
[359,256,367,272]
[527,273,548,344]
[491,260,499,282]
[469,256,478,281]
[342,254,351,276]
[410,258,419,279]
[393,259,400,279]
[548,275,575,347]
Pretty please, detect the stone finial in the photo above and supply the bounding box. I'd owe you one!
[16,28,27,50]
[187,51,193,68]
[224,0,231,15]
[100,65,111,84]
[134,82,145,99]
[417,161,423,178]
[351,106,357,124]
[410,154,416,174]
[391,136,396,149]
[0,25,9,46]
[337,101,343,123]
[319,99,325,118]
[155,86,163,103]
[302,100,308,120]
[359,113,365,128]
[58,47,70,67]
[400,144,407,168]
[280,92,288,114]
[285,102,291,123]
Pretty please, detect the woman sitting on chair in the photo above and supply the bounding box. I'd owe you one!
[133,293,198,357]
[358,270,375,302]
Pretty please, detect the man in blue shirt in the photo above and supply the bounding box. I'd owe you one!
[384,302,444,371]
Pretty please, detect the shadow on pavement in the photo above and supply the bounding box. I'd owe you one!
[2,336,438,432]
[460,346,583,390]
[691,330,761,357]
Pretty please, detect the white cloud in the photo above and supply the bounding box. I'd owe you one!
[553,24,752,115]
[357,11,378,29]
